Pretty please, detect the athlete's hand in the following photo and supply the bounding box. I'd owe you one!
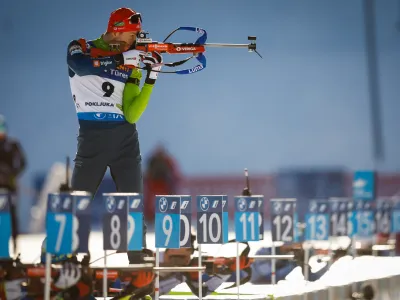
[52,262,81,289]
[122,49,146,67]
[143,51,163,84]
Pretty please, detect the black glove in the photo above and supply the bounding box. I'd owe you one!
[142,51,163,84]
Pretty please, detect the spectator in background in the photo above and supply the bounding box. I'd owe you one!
[0,115,26,192]
[0,114,26,248]
[144,144,181,221]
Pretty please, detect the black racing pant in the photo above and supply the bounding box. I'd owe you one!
[71,122,146,263]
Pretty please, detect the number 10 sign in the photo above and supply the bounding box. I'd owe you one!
[197,195,228,244]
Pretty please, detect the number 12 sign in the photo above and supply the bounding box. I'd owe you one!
[235,196,260,242]
[270,198,296,243]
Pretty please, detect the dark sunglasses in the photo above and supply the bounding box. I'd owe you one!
[129,13,142,24]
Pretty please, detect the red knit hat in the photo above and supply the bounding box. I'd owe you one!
[107,7,142,33]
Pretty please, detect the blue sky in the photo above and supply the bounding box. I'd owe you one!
[1,0,400,189]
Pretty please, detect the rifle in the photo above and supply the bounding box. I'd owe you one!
[134,27,262,75]
[58,156,72,192]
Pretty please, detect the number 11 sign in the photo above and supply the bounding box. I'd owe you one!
[235,196,260,242]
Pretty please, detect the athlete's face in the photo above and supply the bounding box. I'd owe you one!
[113,31,138,51]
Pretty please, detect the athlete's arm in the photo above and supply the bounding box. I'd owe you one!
[67,40,120,76]
[122,69,154,124]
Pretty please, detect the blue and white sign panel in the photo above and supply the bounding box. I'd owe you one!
[234,196,260,242]
[155,196,181,249]
[305,199,330,241]
[179,195,192,248]
[355,200,375,238]
[270,198,296,243]
[72,191,91,253]
[0,191,11,258]
[197,195,228,244]
[392,198,400,233]
[347,200,357,237]
[102,194,129,251]
[329,198,348,237]
[375,198,392,235]
[222,195,229,244]
[353,171,375,201]
[257,196,264,240]
[128,194,144,251]
[46,193,73,255]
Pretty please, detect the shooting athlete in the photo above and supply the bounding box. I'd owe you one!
[66,7,162,264]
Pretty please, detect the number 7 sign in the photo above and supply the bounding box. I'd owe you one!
[46,193,73,255]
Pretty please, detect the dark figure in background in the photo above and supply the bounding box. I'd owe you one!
[0,114,27,249]
[144,144,181,221]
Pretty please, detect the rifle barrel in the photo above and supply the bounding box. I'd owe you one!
[204,43,250,48]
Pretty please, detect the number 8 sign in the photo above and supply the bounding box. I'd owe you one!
[270,198,296,243]
[102,193,143,252]
[102,194,128,251]
[155,196,181,249]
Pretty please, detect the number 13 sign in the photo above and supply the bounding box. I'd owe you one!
[305,199,330,241]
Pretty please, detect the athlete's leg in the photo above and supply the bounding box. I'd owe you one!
[108,125,147,264]
[71,132,108,197]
